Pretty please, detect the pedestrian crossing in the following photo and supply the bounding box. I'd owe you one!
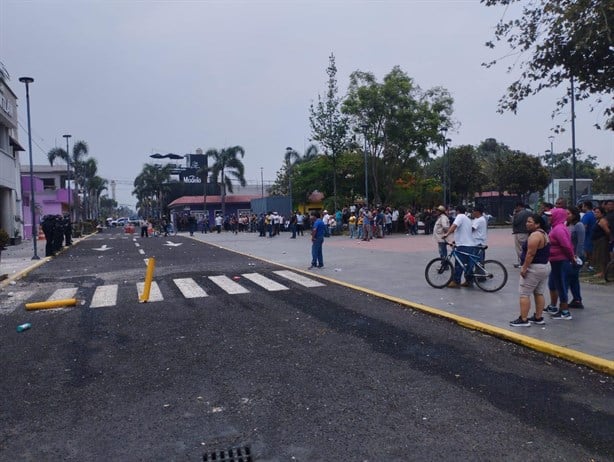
[1,270,325,313]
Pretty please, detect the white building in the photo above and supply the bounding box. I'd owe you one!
[543,178,593,204]
[0,66,26,241]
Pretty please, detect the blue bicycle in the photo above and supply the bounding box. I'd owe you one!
[425,244,508,292]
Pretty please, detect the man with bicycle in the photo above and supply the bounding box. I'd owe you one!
[443,205,479,288]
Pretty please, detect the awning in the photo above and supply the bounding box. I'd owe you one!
[9,136,25,152]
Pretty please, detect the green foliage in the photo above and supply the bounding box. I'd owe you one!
[208,146,247,216]
[309,53,350,210]
[592,166,614,193]
[482,0,614,129]
[543,149,599,179]
[133,163,173,218]
[342,66,454,203]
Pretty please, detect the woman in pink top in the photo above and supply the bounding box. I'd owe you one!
[545,207,576,320]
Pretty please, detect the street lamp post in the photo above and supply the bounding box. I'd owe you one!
[362,126,369,208]
[63,134,72,220]
[441,129,447,206]
[19,76,40,260]
[548,135,554,202]
[570,76,577,205]
[260,167,264,198]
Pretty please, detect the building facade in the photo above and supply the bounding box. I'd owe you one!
[0,71,26,242]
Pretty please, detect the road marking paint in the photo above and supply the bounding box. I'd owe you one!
[138,249,145,254]
[174,278,208,298]
[135,243,140,247]
[0,290,36,315]
[241,273,288,291]
[273,270,325,287]
[90,285,118,308]
[208,275,250,294]
[136,281,163,302]
[49,288,78,300]
[143,258,150,265]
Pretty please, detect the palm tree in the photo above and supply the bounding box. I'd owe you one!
[132,164,173,218]
[208,146,246,217]
[47,140,89,220]
[87,176,108,219]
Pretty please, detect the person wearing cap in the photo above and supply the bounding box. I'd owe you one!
[512,202,532,267]
[433,205,450,258]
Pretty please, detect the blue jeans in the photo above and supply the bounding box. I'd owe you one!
[454,246,480,283]
[566,258,582,302]
[438,242,448,259]
[311,237,324,267]
[549,260,571,304]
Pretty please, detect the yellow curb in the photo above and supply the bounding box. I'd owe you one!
[195,236,614,376]
[25,298,78,310]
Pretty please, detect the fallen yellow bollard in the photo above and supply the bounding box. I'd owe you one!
[140,257,156,303]
[25,298,78,311]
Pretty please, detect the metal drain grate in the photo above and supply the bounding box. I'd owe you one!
[203,445,252,462]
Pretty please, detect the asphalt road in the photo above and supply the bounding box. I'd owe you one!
[1,229,612,461]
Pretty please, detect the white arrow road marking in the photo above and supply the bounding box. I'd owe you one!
[164,241,183,247]
[174,278,208,298]
[273,270,326,287]
[90,285,118,308]
[241,273,288,291]
[93,244,111,251]
[208,275,250,294]
[139,249,145,254]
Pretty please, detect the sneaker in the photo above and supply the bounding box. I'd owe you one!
[510,316,530,327]
[546,305,559,314]
[568,300,584,309]
[513,263,520,268]
[460,281,473,287]
[308,265,316,270]
[551,310,572,320]
[447,281,460,288]
[528,314,545,325]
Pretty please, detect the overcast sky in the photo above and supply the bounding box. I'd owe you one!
[2,0,612,208]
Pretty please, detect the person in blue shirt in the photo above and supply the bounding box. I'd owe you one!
[581,201,596,270]
[309,211,326,269]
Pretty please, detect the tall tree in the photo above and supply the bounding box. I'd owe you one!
[132,163,173,218]
[209,146,247,217]
[482,0,614,129]
[309,53,350,211]
[343,66,454,204]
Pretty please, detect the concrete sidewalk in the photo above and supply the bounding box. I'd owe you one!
[187,228,613,372]
[1,229,612,373]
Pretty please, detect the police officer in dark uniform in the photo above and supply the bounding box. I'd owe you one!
[52,215,64,254]
[41,215,55,257]
[63,214,72,246]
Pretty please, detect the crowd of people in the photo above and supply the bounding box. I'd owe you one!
[509,198,613,327]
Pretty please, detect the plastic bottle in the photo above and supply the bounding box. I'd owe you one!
[16,323,31,333]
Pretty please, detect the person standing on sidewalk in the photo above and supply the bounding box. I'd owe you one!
[566,206,585,309]
[443,205,477,288]
[512,202,532,267]
[545,207,576,320]
[309,211,326,269]
[433,205,450,259]
[510,214,551,327]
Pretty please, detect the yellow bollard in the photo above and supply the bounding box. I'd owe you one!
[140,257,156,303]
[25,298,78,311]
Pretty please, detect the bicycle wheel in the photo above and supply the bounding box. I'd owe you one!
[474,260,508,292]
[425,258,453,288]
[605,261,614,282]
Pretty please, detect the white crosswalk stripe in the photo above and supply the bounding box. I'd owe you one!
[273,270,326,287]
[49,288,78,300]
[173,278,208,298]
[241,273,288,291]
[208,275,250,294]
[8,271,323,312]
[136,281,164,302]
[90,285,119,308]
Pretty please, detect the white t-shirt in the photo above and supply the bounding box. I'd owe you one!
[472,215,488,246]
[452,213,476,246]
